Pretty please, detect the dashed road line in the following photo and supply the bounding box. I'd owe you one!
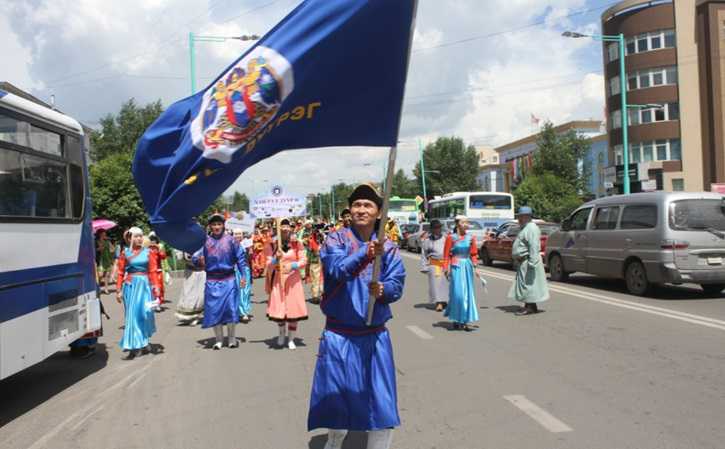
[504,395,573,433]
[406,325,433,340]
[477,267,725,332]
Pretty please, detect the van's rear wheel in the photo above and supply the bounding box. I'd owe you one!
[625,260,650,296]
[549,254,568,282]
[701,284,725,296]
[480,248,493,266]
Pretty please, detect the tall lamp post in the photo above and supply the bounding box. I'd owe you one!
[188,32,260,94]
[563,31,631,194]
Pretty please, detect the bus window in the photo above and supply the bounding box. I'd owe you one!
[0,112,63,157]
[70,164,84,219]
[0,149,69,218]
[469,194,512,210]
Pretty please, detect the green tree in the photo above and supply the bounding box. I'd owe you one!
[512,122,592,221]
[229,191,250,211]
[513,173,583,223]
[412,137,479,198]
[531,122,591,193]
[90,98,163,161]
[90,151,149,233]
[391,169,418,198]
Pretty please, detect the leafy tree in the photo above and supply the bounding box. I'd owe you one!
[90,98,163,161]
[531,122,591,193]
[229,191,250,211]
[412,137,479,199]
[90,151,149,234]
[513,173,583,223]
[391,169,419,198]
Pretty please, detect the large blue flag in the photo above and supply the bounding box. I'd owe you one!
[133,0,417,252]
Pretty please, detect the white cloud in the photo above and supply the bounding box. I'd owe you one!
[2,0,608,198]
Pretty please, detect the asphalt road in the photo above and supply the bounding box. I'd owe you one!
[2,251,725,449]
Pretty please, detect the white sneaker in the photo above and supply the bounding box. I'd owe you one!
[212,342,222,350]
[288,339,296,350]
[241,315,249,323]
[229,338,239,348]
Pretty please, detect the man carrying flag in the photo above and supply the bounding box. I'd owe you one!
[308,183,406,449]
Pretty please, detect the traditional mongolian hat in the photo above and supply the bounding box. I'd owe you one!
[348,183,383,208]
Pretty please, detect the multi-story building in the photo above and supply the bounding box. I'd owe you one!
[493,120,609,197]
[475,145,508,192]
[601,0,725,192]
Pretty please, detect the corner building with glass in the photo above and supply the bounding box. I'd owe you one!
[601,0,725,193]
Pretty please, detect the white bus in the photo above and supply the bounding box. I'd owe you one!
[428,192,514,229]
[0,89,101,380]
[388,196,420,224]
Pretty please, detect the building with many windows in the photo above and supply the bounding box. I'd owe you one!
[492,120,609,197]
[601,0,725,192]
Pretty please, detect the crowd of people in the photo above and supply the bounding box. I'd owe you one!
[91,182,550,449]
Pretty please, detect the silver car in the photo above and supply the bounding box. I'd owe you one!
[545,192,725,296]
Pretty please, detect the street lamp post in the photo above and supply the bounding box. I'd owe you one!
[418,139,428,210]
[188,32,260,94]
[563,31,630,194]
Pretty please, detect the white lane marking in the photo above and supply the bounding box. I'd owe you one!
[403,251,725,331]
[70,404,105,432]
[406,325,433,340]
[126,371,148,390]
[27,363,151,449]
[504,395,573,433]
[476,267,725,332]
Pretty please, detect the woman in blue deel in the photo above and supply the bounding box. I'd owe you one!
[443,215,480,331]
[308,183,406,449]
[115,227,159,358]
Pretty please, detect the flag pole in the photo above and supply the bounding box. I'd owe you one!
[366,145,398,326]
[365,0,419,327]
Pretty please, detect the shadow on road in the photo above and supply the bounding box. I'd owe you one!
[495,305,522,314]
[0,344,109,427]
[413,303,434,310]
[196,337,247,348]
[308,431,368,448]
[561,275,725,301]
[248,337,308,350]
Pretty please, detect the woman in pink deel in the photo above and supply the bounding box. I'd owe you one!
[266,218,308,350]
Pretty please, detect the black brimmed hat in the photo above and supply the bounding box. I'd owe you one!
[348,183,383,208]
[208,213,225,224]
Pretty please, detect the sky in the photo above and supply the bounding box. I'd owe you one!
[1,0,611,199]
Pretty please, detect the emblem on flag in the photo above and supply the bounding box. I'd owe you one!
[191,46,295,163]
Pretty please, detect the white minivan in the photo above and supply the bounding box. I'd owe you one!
[545,192,725,296]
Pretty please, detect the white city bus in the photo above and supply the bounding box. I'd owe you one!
[0,89,101,380]
[388,196,420,224]
[428,192,514,229]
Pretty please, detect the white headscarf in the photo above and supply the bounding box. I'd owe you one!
[128,227,144,237]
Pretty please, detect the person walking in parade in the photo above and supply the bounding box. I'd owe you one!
[509,206,550,316]
[233,229,253,322]
[95,229,114,294]
[176,249,206,325]
[147,233,167,312]
[308,183,406,449]
[421,219,449,312]
[116,227,160,358]
[193,214,248,350]
[303,220,324,305]
[340,208,352,229]
[443,215,480,331]
[266,218,308,350]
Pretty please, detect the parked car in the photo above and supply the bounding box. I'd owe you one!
[479,221,559,266]
[406,222,431,253]
[399,223,419,250]
[545,192,725,296]
[407,221,453,253]
[444,219,487,245]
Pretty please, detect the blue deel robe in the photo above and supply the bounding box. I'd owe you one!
[119,248,157,350]
[193,233,247,328]
[308,228,406,432]
[236,263,253,316]
[444,234,479,325]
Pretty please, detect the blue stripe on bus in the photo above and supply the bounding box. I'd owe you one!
[0,89,7,98]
